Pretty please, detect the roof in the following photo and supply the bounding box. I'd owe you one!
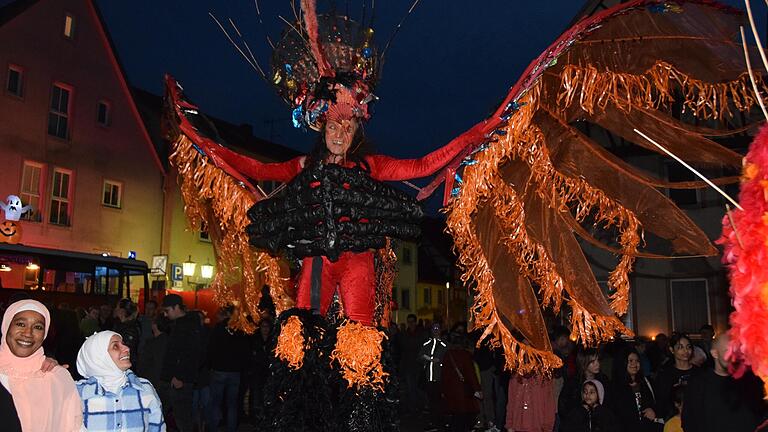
[131,87,301,165]
[0,0,38,27]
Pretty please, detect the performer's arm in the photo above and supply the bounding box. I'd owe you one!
[209,144,305,183]
[365,124,485,182]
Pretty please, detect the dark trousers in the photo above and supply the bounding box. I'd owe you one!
[207,371,241,432]
[426,380,444,427]
[158,381,195,432]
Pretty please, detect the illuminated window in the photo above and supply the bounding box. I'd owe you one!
[20,162,43,222]
[6,65,23,97]
[102,180,122,208]
[48,84,71,139]
[49,168,72,226]
[63,14,75,39]
[96,101,110,126]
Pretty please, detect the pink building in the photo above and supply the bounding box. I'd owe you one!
[0,0,165,291]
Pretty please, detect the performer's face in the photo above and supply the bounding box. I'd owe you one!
[325,118,358,157]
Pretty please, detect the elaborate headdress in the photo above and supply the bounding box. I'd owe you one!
[272,0,378,130]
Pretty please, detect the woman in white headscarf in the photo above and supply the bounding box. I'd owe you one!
[76,330,165,431]
[0,299,84,431]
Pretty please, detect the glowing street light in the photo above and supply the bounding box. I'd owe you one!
[201,261,214,280]
[182,255,196,277]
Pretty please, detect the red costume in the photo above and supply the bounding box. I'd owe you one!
[210,135,471,325]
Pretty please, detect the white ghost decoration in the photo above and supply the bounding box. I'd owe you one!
[0,195,31,221]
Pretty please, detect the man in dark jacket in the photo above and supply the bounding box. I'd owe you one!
[205,306,250,432]
[683,333,766,432]
[159,294,202,432]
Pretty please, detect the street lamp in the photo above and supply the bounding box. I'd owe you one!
[200,260,214,280]
[445,281,450,326]
[182,255,197,278]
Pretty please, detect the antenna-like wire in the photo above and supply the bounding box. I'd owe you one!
[254,0,276,49]
[380,0,422,62]
[210,12,268,80]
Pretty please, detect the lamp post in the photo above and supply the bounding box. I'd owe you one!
[445,281,450,327]
[183,255,197,306]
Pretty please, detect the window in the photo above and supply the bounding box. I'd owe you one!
[670,279,710,334]
[6,65,23,97]
[48,84,71,139]
[102,180,121,208]
[49,168,72,226]
[437,289,444,306]
[402,246,412,265]
[96,101,110,126]
[199,230,211,242]
[423,287,431,305]
[20,162,43,222]
[401,289,411,310]
[63,14,75,39]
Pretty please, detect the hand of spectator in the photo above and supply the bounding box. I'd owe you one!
[40,357,68,372]
[171,377,184,389]
[474,391,483,400]
[642,408,656,420]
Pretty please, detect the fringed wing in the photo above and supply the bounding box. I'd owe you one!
[446,0,766,374]
[164,75,292,332]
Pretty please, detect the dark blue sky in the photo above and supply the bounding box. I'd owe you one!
[94,0,586,157]
[7,0,758,158]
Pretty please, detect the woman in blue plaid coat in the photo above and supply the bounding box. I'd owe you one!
[76,330,165,431]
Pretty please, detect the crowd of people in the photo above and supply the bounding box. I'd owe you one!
[391,316,768,432]
[1,294,766,432]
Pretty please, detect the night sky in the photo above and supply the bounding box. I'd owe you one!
[5,0,761,163]
[96,0,585,158]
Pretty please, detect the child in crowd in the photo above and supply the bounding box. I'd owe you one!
[561,380,616,432]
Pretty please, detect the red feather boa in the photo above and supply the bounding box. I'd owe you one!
[718,125,768,392]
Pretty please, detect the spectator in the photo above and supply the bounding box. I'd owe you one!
[646,333,670,374]
[552,326,574,431]
[506,372,555,432]
[654,333,697,420]
[559,348,609,416]
[136,316,170,385]
[75,330,165,431]
[114,298,142,365]
[634,338,652,378]
[694,325,715,369]
[663,385,684,432]
[682,333,766,432]
[440,330,481,432]
[206,306,250,432]
[561,380,616,432]
[419,322,448,432]
[99,304,115,331]
[397,313,425,414]
[475,339,504,431]
[608,349,663,432]
[80,306,101,338]
[138,300,158,355]
[158,294,203,432]
[245,317,272,423]
[0,299,84,431]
